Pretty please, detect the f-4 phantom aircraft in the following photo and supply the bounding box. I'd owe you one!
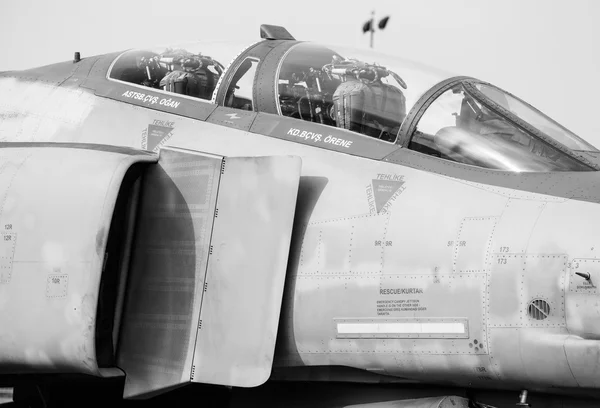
[2,24,600,408]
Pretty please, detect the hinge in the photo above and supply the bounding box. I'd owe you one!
[214,208,219,218]
[209,245,213,255]
[198,319,203,330]
[191,365,196,380]
[221,159,226,175]
[204,282,208,292]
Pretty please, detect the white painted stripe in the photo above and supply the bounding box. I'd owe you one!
[337,322,465,335]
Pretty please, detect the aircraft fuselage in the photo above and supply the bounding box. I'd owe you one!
[2,32,600,406]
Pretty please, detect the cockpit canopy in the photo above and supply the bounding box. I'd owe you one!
[410,81,597,172]
[277,43,407,142]
[107,40,451,144]
[106,36,598,173]
[275,43,453,144]
[108,41,241,102]
[109,49,223,101]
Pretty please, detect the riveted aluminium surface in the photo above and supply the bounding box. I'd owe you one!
[117,147,222,399]
[565,258,600,339]
[293,273,487,358]
[191,155,302,387]
[0,144,156,375]
[452,216,498,273]
[564,336,600,388]
[488,328,578,387]
[487,254,567,328]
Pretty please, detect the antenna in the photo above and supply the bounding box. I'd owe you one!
[362,12,391,49]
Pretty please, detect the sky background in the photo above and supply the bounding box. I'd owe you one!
[1,0,600,146]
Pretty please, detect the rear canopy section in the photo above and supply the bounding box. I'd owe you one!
[0,144,301,399]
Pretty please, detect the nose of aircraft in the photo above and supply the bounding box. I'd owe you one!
[509,180,600,340]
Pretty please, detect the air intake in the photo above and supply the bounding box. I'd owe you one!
[528,299,550,320]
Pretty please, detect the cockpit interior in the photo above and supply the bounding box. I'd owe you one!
[109,48,224,101]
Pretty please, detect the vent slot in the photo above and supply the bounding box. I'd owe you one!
[528,299,550,320]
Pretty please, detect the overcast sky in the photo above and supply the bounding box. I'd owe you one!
[1,0,599,146]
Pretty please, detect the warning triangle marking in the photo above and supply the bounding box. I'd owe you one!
[147,124,173,151]
[372,179,404,213]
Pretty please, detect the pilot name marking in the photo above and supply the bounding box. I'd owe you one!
[287,128,322,142]
[286,127,353,148]
[122,90,180,109]
[323,135,353,148]
[380,288,423,295]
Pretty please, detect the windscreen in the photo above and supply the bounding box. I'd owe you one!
[409,84,593,172]
[277,42,451,143]
[475,83,597,152]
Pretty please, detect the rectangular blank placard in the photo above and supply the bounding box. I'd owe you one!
[335,318,468,339]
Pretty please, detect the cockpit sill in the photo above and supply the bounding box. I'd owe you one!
[572,150,600,168]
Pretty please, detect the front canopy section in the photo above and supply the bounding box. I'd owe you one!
[472,82,596,152]
[276,42,450,144]
[408,79,599,172]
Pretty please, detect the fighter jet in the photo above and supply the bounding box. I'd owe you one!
[1,24,600,408]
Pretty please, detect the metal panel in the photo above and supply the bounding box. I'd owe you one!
[0,145,155,375]
[191,155,301,387]
[565,258,600,338]
[118,147,221,398]
[489,328,577,387]
[294,273,487,357]
[488,254,524,327]
[568,258,600,294]
[206,106,257,131]
[517,329,576,387]
[564,336,600,388]
[297,213,390,276]
[522,254,567,328]
[383,147,600,205]
[491,198,546,254]
[488,254,566,328]
[418,354,498,384]
[92,79,218,121]
[453,216,498,273]
[250,114,400,160]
